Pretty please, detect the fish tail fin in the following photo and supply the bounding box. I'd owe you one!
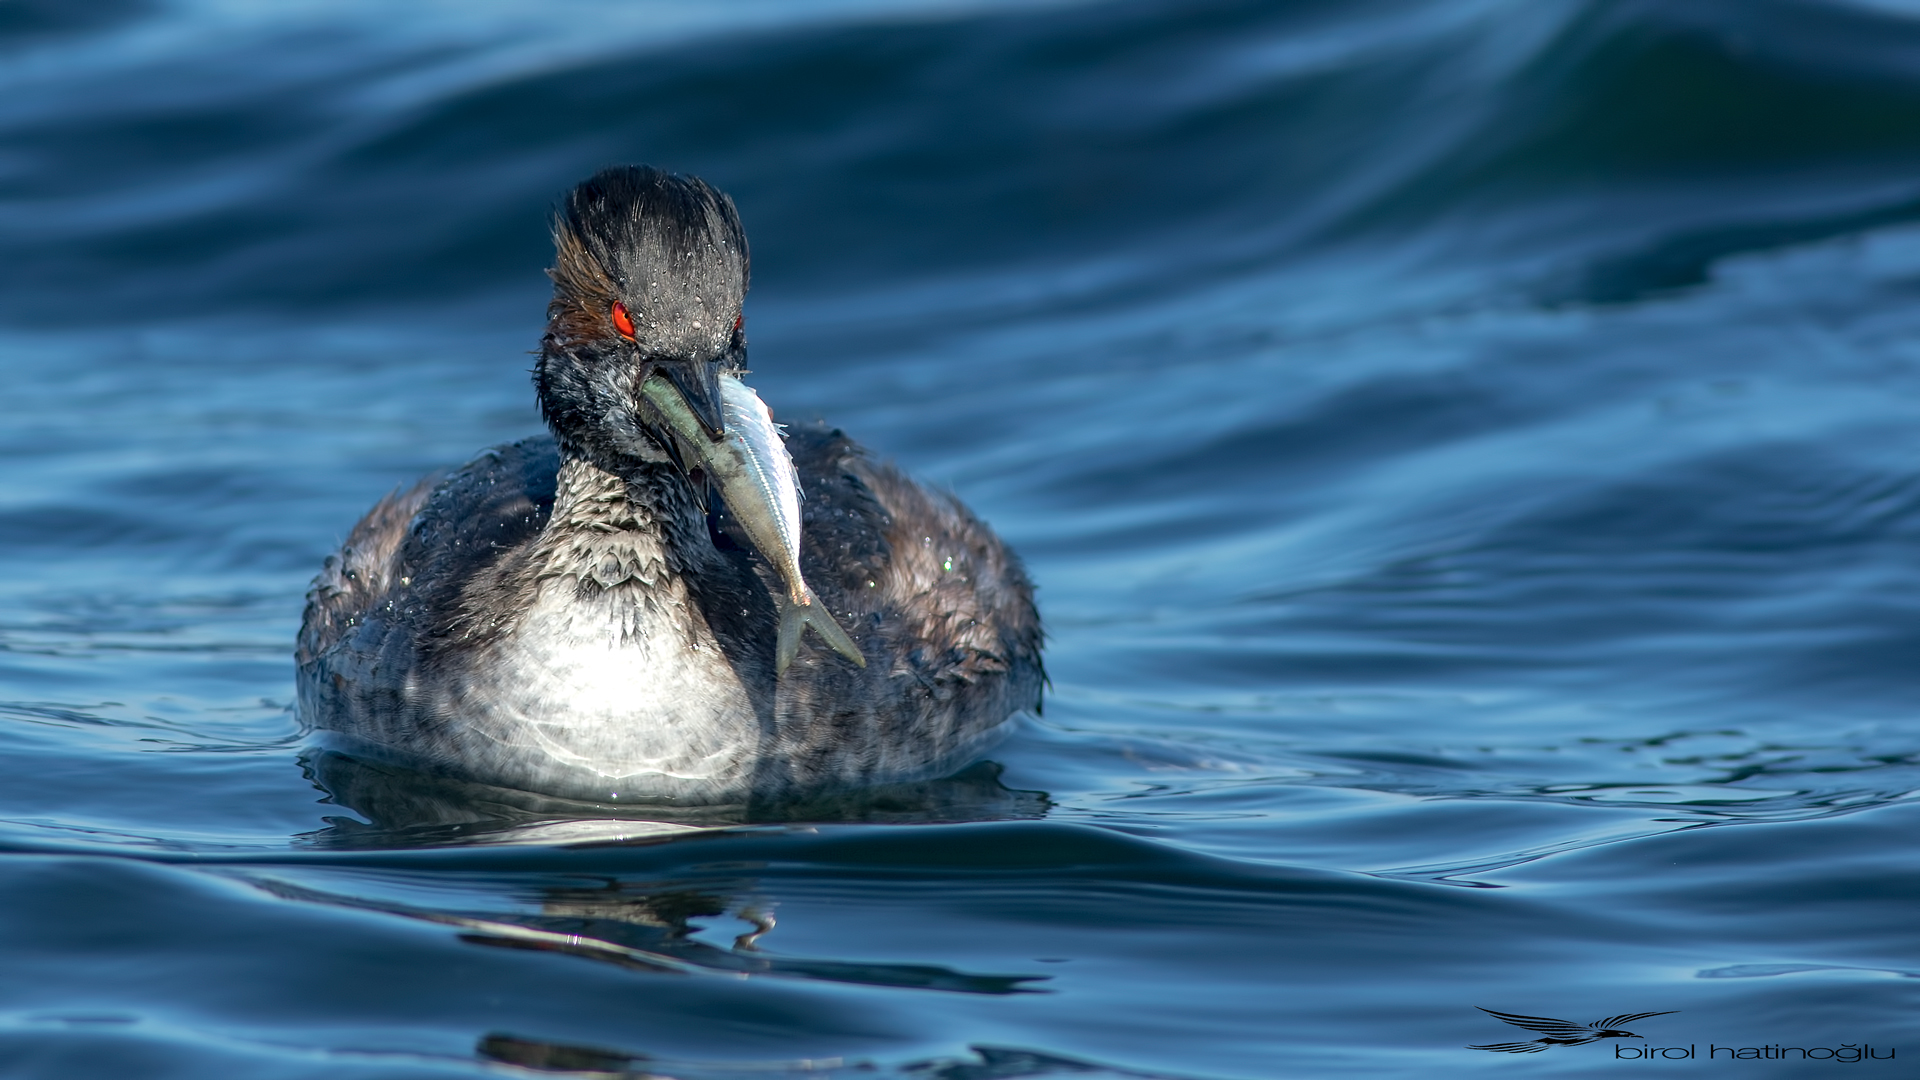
[775,594,867,675]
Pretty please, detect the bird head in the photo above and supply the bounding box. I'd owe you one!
[536,165,748,473]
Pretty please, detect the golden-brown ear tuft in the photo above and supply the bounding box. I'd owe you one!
[546,216,622,348]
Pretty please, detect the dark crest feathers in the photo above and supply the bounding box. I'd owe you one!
[546,165,749,354]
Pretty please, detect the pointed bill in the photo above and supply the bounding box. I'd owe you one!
[660,357,726,438]
[639,371,865,675]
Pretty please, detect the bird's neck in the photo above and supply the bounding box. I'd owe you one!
[531,455,697,592]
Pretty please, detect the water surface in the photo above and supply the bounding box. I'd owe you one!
[4,0,1920,1075]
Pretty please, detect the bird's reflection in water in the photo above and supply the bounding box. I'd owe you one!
[298,747,1051,849]
[477,1036,1148,1080]
[280,748,1051,1000]
[449,876,1041,993]
[257,861,1043,996]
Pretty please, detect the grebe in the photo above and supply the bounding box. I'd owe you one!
[297,166,1042,805]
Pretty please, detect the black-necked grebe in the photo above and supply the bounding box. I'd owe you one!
[296,166,1043,804]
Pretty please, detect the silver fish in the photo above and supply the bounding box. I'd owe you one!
[641,371,866,675]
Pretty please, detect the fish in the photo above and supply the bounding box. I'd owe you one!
[640,371,867,675]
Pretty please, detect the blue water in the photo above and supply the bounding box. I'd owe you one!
[4,0,1920,1074]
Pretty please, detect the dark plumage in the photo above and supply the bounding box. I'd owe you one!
[298,166,1043,804]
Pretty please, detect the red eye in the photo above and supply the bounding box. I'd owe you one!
[733,314,744,333]
[610,302,636,339]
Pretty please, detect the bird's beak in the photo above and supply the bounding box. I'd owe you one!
[658,357,726,439]
[638,365,727,478]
